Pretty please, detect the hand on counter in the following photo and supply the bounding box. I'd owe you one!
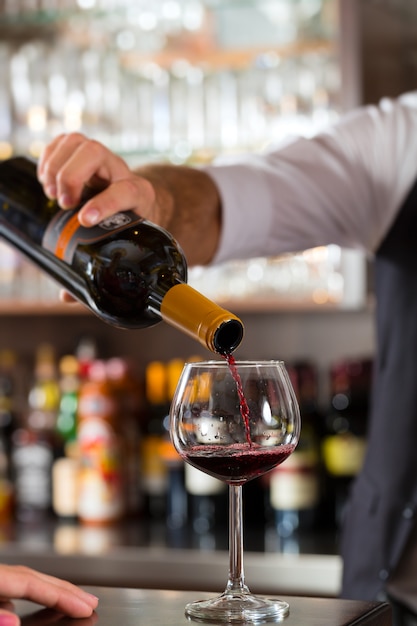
[0,565,98,626]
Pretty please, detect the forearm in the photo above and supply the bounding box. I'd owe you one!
[134,163,221,266]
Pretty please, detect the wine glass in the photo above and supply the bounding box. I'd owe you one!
[170,359,301,623]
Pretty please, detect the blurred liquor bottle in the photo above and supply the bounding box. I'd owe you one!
[269,362,322,540]
[161,358,188,532]
[185,463,227,547]
[27,343,61,435]
[0,350,18,458]
[11,343,61,521]
[75,335,97,382]
[51,354,81,520]
[321,357,372,528]
[0,349,18,521]
[56,354,80,448]
[76,359,126,525]
[140,360,170,521]
[182,355,227,545]
[106,357,143,515]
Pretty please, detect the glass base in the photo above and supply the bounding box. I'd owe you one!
[185,590,289,623]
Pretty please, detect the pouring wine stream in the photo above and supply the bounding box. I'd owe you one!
[225,353,253,446]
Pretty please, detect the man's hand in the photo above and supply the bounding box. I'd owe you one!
[37,133,157,228]
[0,565,98,626]
[38,133,221,267]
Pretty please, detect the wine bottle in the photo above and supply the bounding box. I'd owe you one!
[141,360,169,521]
[106,356,142,514]
[162,359,188,532]
[0,156,244,355]
[56,354,80,446]
[322,358,372,528]
[269,362,322,539]
[77,359,126,524]
[12,344,60,521]
[0,350,17,522]
[0,349,18,460]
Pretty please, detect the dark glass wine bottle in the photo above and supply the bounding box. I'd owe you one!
[322,357,372,528]
[0,156,244,354]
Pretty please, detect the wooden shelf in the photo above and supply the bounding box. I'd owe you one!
[0,296,372,316]
[121,39,336,72]
[0,300,88,316]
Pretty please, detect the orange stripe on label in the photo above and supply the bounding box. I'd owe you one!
[54,213,81,260]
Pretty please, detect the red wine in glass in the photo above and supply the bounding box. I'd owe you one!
[183,442,296,485]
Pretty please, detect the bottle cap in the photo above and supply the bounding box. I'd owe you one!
[160,283,244,354]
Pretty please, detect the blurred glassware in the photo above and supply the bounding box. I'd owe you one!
[0,0,359,311]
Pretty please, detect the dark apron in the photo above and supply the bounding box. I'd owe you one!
[341,178,417,607]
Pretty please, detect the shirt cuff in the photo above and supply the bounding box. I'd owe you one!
[204,159,274,265]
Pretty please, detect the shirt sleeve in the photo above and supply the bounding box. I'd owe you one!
[205,92,417,265]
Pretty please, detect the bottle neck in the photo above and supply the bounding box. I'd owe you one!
[156,283,244,355]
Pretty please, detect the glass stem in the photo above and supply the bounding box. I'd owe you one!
[226,485,250,594]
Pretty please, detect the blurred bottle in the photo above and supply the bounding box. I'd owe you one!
[162,359,188,532]
[140,361,169,521]
[11,344,60,521]
[77,359,126,524]
[269,362,322,542]
[160,436,187,533]
[56,354,80,447]
[51,354,81,520]
[321,357,372,528]
[183,355,227,543]
[52,456,79,520]
[75,335,97,382]
[0,350,18,522]
[185,464,227,543]
[106,356,143,515]
[27,343,61,435]
[0,350,18,457]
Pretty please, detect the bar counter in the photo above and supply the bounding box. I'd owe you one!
[0,543,341,596]
[12,586,392,626]
[0,518,342,597]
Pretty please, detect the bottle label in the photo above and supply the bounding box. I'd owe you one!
[42,210,143,263]
[78,390,115,420]
[185,463,225,496]
[269,451,320,511]
[78,416,125,522]
[12,440,54,509]
[322,433,366,476]
[140,435,167,495]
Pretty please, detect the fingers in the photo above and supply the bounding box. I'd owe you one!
[38,133,130,209]
[76,177,156,227]
[37,134,157,227]
[0,566,98,619]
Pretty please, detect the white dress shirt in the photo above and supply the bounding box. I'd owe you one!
[206,92,417,265]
